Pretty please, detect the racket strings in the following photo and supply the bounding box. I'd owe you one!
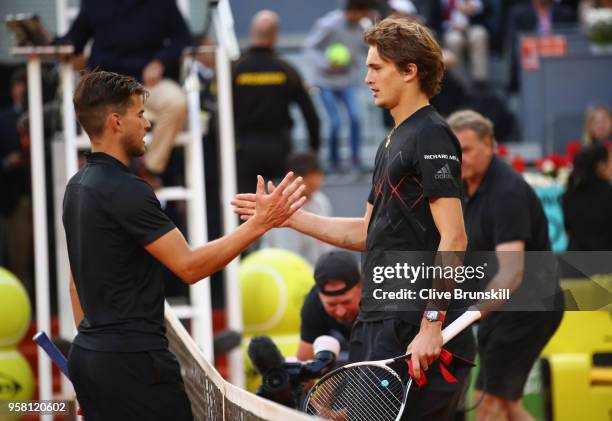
[308,367,402,421]
[305,364,405,421]
[321,372,397,420]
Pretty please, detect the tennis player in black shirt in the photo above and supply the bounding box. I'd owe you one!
[448,110,563,421]
[233,18,475,420]
[64,71,306,420]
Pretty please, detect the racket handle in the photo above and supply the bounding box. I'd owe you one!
[33,331,71,379]
[441,308,481,345]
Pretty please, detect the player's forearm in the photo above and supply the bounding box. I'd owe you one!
[427,231,467,312]
[437,230,467,252]
[288,210,367,252]
[183,217,267,284]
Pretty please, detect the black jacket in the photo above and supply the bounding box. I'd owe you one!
[232,47,320,151]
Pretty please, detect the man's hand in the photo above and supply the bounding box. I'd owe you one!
[142,59,164,87]
[407,319,443,381]
[249,172,306,230]
[232,176,304,228]
[231,192,257,222]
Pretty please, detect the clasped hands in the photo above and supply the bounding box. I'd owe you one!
[232,172,305,230]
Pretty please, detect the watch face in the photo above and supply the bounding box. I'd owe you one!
[426,311,438,320]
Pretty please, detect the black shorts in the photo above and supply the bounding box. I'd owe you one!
[68,345,193,421]
[476,311,563,400]
[349,318,476,421]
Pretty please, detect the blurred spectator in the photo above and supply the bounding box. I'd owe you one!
[583,104,612,145]
[0,69,33,293]
[509,0,576,37]
[388,0,423,22]
[562,142,612,250]
[412,0,445,34]
[507,0,575,92]
[465,84,517,143]
[430,47,519,143]
[59,0,191,184]
[261,151,332,265]
[430,50,471,117]
[233,10,320,194]
[304,0,377,171]
[492,0,531,55]
[441,0,490,82]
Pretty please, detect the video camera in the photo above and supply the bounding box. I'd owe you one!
[247,335,340,408]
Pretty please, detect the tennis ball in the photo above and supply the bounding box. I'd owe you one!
[0,349,34,400]
[0,267,31,347]
[325,43,351,67]
[243,334,300,393]
[240,249,314,335]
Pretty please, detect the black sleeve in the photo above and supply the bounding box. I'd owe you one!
[490,188,531,245]
[113,179,176,246]
[287,66,320,151]
[416,124,462,198]
[368,184,375,205]
[60,1,93,54]
[300,289,330,343]
[154,0,192,70]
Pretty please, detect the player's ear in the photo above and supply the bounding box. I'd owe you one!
[403,63,418,83]
[105,112,121,134]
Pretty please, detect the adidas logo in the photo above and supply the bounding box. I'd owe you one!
[434,164,453,180]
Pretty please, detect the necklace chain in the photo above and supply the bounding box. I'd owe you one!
[385,127,396,148]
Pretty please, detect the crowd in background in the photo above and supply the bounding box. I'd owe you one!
[0,0,612,302]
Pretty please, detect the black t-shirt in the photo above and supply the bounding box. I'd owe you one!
[464,156,550,251]
[366,105,462,251]
[463,156,561,310]
[562,177,612,251]
[300,287,352,349]
[362,105,463,323]
[63,152,176,352]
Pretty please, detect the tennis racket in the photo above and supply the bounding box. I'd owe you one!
[303,309,481,421]
[33,331,70,379]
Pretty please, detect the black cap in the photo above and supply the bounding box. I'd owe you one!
[314,251,361,296]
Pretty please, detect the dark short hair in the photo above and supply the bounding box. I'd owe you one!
[73,70,147,138]
[345,0,378,11]
[286,151,321,175]
[364,17,444,98]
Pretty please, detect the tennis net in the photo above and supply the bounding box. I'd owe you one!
[164,302,319,421]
